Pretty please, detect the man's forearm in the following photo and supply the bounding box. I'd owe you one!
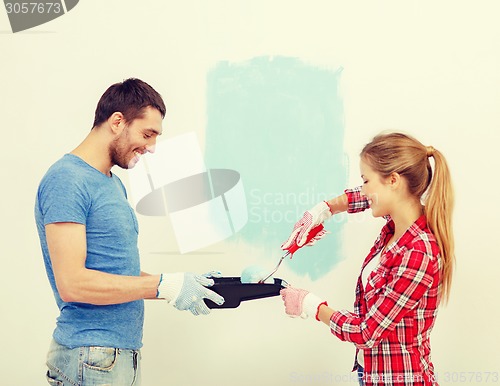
[57,269,161,305]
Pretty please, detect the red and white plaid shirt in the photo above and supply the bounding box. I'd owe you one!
[330,186,442,385]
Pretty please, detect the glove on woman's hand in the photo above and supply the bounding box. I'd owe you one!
[281,201,331,251]
[280,286,326,320]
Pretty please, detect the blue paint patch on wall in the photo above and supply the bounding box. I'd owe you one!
[205,56,348,280]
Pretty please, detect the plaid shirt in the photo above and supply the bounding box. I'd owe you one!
[329,186,442,385]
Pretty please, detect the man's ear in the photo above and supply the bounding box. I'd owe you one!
[107,112,126,135]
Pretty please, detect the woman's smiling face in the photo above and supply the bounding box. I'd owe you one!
[360,159,394,218]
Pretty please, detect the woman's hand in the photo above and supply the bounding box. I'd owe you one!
[280,286,327,320]
[281,201,332,251]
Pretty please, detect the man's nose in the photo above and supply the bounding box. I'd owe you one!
[146,143,156,154]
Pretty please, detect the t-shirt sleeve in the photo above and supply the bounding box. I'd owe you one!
[37,171,89,226]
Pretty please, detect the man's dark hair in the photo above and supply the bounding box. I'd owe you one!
[92,78,166,128]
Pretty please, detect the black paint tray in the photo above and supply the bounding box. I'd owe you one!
[204,277,286,309]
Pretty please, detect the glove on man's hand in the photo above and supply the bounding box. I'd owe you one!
[157,272,225,315]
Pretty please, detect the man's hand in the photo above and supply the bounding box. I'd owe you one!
[157,272,225,315]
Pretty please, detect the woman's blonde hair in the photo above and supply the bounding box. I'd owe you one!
[361,132,455,304]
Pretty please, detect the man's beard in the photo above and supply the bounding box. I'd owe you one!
[109,135,132,169]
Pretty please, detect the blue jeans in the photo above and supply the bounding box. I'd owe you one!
[45,339,141,386]
[357,365,365,386]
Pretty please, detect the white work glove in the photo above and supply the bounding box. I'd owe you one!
[157,271,225,315]
[281,201,331,250]
[280,286,327,320]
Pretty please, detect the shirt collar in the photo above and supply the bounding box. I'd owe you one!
[384,214,428,255]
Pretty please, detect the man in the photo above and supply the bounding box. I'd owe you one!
[35,78,224,386]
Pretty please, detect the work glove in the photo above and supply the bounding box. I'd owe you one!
[157,271,225,315]
[281,201,331,250]
[280,286,327,320]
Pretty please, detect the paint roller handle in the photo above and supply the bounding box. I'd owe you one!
[286,224,324,254]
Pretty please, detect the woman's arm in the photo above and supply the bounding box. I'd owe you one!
[328,249,437,349]
[317,303,336,325]
[325,193,349,215]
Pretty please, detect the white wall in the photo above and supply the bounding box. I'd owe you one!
[1,1,499,385]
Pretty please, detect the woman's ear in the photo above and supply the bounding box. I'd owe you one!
[388,172,401,189]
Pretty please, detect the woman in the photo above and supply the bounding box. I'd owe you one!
[280,132,454,386]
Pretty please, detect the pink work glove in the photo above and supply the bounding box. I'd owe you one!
[280,286,327,320]
[281,202,331,251]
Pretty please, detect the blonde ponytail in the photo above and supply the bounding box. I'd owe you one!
[424,149,455,304]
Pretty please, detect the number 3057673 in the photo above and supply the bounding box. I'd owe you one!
[5,2,62,14]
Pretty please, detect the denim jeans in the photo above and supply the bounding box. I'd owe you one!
[357,365,365,386]
[45,339,141,386]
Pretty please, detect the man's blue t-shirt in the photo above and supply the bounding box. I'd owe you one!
[35,154,144,349]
